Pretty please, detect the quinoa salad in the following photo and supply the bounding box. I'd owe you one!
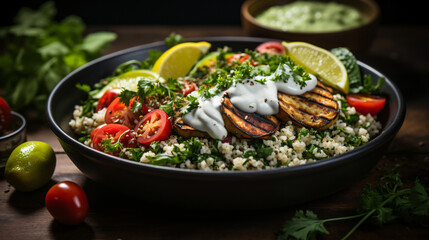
[69,37,385,171]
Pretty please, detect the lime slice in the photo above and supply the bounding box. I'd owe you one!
[94,70,163,99]
[189,51,219,76]
[282,41,349,94]
[152,42,211,79]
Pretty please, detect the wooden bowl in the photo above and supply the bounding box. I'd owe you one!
[241,0,380,54]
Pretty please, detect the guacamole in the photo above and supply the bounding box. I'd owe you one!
[255,1,365,32]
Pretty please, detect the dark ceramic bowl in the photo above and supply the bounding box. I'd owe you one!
[0,112,27,168]
[241,0,380,54]
[46,37,405,210]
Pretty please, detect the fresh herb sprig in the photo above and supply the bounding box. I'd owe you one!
[277,167,429,240]
[100,131,143,162]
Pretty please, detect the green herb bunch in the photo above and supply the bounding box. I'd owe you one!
[0,1,116,117]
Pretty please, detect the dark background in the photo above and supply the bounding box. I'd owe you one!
[1,0,427,27]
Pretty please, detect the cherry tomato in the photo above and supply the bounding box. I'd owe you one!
[181,80,197,96]
[90,123,107,142]
[105,97,148,129]
[45,181,89,225]
[346,93,386,115]
[255,41,285,55]
[134,109,171,146]
[96,89,122,112]
[0,96,12,133]
[227,53,256,66]
[92,124,137,155]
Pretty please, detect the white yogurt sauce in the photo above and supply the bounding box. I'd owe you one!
[183,64,317,139]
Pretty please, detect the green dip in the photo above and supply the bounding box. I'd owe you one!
[255,1,365,32]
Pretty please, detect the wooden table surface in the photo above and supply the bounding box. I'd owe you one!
[1,25,429,240]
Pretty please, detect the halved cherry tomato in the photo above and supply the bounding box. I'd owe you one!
[346,93,386,115]
[134,109,171,146]
[92,123,137,155]
[96,89,122,112]
[105,97,148,129]
[90,123,107,142]
[45,181,89,225]
[0,96,12,133]
[255,41,285,55]
[181,80,197,96]
[227,53,256,66]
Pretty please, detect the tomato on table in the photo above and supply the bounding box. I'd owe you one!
[227,53,256,66]
[134,109,171,146]
[0,96,12,133]
[346,93,386,115]
[181,80,197,96]
[105,97,148,129]
[255,42,285,55]
[96,89,122,112]
[92,123,137,155]
[45,181,89,225]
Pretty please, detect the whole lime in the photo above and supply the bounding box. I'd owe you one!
[5,141,56,192]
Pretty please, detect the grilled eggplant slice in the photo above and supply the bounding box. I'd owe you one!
[173,117,210,138]
[276,81,339,130]
[221,93,280,139]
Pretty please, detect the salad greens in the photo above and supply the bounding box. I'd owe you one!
[331,47,385,94]
[0,1,116,117]
[277,166,429,240]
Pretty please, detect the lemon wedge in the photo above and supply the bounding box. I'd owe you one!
[282,41,349,94]
[152,42,211,79]
[94,70,163,99]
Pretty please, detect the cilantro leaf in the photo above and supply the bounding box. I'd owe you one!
[165,32,183,48]
[278,210,329,240]
[360,75,386,95]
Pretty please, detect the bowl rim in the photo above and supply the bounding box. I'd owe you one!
[46,36,405,179]
[0,111,27,141]
[241,0,380,35]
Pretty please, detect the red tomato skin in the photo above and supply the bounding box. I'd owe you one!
[45,181,89,226]
[0,96,12,133]
[181,80,197,96]
[104,97,148,129]
[255,42,285,55]
[134,109,172,146]
[96,89,122,112]
[90,123,107,142]
[346,94,386,115]
[92,124,137,154]
[227,53,256,66]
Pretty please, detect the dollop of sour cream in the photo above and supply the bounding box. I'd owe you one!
[183,64,317,139]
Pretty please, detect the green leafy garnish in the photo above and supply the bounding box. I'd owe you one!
[278,210,331,240]
[165,32,184,48]
[277,167,429,240]
[331,47,385,94]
